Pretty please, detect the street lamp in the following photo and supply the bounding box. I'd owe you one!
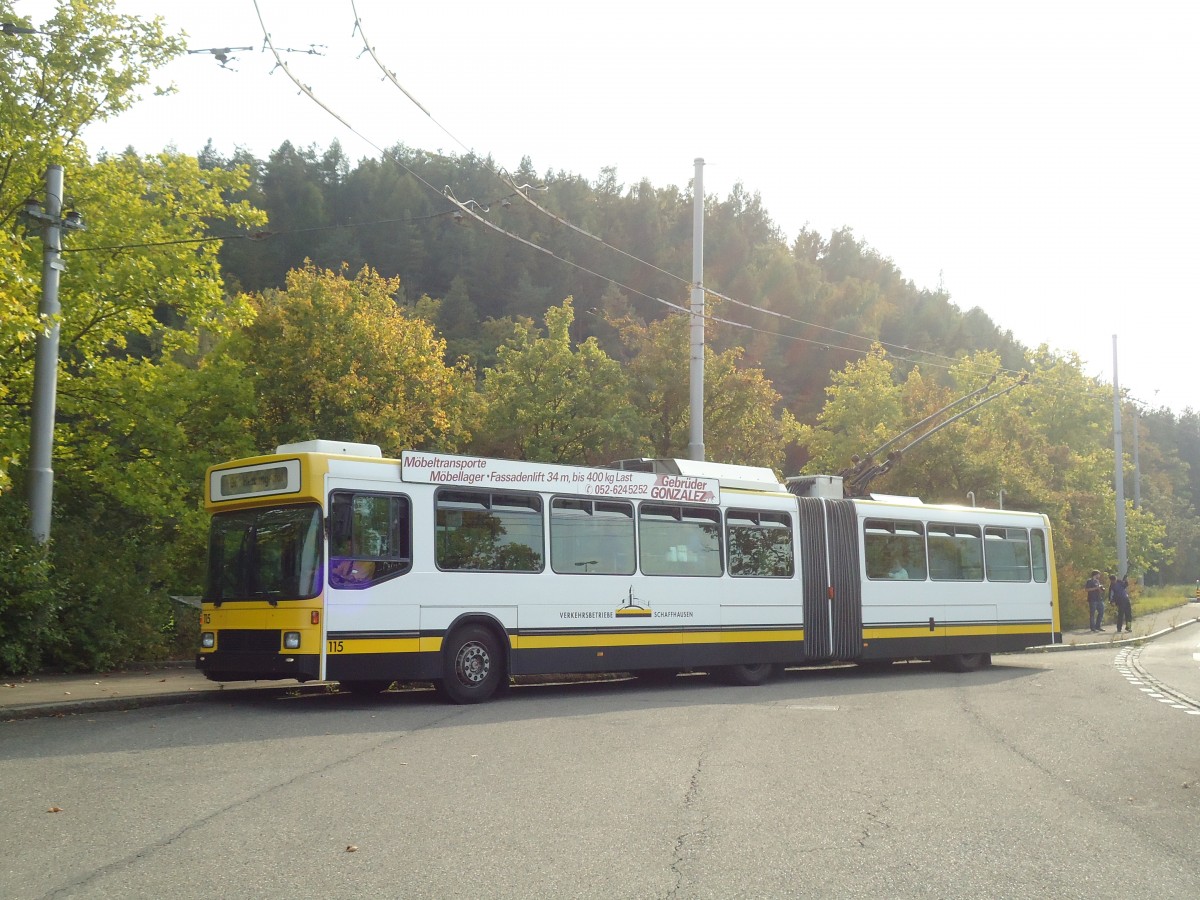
[20,165,84,543]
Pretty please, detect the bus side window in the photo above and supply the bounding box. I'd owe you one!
[984,526,1032,582]
[435,489,544,572]
[550,498,635,576]
[639,504,722,576]
[927,523,983,582]
[328,491,412,589]
[727,510,794,577]
[864,518,926,580]
[1030,528,1049,583]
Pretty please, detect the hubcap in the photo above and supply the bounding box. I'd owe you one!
[456,641,490,685]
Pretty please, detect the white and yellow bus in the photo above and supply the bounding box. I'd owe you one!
[197,440,1061,703]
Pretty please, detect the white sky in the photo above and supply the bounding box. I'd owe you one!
[18,0,1200,414]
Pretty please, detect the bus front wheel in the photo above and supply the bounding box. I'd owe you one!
[440,624,504,704]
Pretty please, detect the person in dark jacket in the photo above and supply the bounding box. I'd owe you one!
[1086,570,1106,631]
[1110,574,1133,633]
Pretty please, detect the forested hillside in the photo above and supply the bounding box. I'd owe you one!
[202,140,1032,432]
[1,1,1197,674]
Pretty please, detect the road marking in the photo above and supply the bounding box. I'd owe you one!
[1115,647,1200,717]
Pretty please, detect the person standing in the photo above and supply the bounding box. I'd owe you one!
[1086,569,1106,632]
[1110,574,1133,633]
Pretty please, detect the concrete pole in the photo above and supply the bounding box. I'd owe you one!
[688,157,705,462]
[1112,335,1128,577]
[28,165,66,544]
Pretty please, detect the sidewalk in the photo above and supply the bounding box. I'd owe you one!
[5,603,1200,721]
[1036,601,1200,651]
[1,663,335,721]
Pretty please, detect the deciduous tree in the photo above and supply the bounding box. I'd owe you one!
[230,263,476,456]
[476,299,641,464]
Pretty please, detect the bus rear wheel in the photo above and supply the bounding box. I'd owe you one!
[440,624,504,704]
[716,662,776,686]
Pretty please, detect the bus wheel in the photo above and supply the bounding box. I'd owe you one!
[716,662,775,686]
[340,680,393,695]
[936,653,991,673]
[441,625,503,704]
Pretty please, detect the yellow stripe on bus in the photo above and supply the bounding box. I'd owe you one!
[326,637,424,654]
[511,629,804,650]
[863,623,1053,640]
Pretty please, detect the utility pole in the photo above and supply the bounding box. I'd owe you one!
[688,157,705,462]
[1112,335,1128,577]
[23,165,84,544]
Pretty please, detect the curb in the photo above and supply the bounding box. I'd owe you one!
[1026,616,1200,653]
[1,681,338,722]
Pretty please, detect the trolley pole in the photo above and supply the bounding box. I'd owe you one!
[688,157,705,462]
[25,164,82,544]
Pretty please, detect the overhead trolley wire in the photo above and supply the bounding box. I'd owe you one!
[252,3,1125,403]
[343,4,1023,385]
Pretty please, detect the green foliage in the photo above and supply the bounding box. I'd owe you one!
[797,345,1176,626]
[477,299,643,463]
[616,312,800,472]
[0,0,183,184]
[1,15,1197,672]
[228,263,476,455]
[0,0,186,491]
[0,489,58,675]
[0,1,266,671]
[796,347,904,475]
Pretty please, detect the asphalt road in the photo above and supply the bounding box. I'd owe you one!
[3,652,1199,900]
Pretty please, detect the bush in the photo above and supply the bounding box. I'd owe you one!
[0,493,60,676]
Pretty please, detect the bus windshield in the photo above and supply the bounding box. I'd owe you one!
[205,504,322,602]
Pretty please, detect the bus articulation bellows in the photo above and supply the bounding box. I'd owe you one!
[197,440,1061,703]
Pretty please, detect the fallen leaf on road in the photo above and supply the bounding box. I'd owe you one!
[48,806,62,813]
[346,845,358,853]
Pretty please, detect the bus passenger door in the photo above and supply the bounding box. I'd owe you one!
[798,498,863,661]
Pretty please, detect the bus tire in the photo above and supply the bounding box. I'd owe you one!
[440,624,504,704]
[716,662,775,686]
[935,652,991,673]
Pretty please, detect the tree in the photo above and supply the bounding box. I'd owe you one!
[797,345,1173,626]
[0,1,273,672]
[1,0,190,492]
[620,313,801,472]
[476,299,642,464]
[228,263,476,456]
[795,346,906,477]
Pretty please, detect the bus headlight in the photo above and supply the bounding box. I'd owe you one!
[201,632,215,649]
[283,631,301,650]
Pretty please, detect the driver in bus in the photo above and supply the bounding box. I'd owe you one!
[330,558,374,587]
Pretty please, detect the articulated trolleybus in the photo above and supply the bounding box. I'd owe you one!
[198,440,1061,703]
